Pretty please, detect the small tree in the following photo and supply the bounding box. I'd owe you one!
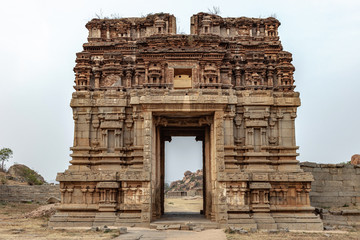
[0,148,13,171]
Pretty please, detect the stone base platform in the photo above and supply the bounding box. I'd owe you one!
[49,212,323,231]
[150,213,219,230]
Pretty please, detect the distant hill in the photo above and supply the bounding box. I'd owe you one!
[0,164,46,185]
[166,169,203,193]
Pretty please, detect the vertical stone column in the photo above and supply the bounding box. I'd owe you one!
[235,68,241,87]
[161,63,165,84]
[86,111,92,147]
[73,110,78,147]
[224,108,235,146]
[144,62,149,84]
[142,111,153,222]
[200,63,205,84]
[214,111,227,223]
[141,182,151,223]
[95,72,100,88]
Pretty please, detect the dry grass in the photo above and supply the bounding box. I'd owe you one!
[226,231,360,240]
[0,202,119,240]
[164,197,203,213]
[1,201,359,240]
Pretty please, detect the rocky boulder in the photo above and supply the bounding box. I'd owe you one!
[351,154,360,165]
[167,169,203,193]
[8,164,46,185]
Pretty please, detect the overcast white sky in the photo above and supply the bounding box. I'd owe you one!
[0,0,359,182]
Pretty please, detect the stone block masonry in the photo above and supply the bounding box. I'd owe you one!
[0,185,60,203]
[49,12,323,230]
[300,162,360,208]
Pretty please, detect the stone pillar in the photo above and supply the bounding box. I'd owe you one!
[144,62,149,84]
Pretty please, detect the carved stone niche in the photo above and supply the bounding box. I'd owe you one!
[249,182,271,208]
[122,182,143,205]
[60,184,74,204]
[103,74,122,87]
[96,182,120,212]
[226,182,248,208]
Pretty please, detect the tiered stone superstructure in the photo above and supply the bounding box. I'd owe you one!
[50,13,323,230]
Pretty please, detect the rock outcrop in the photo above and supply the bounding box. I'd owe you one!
[167,170,203,193]
[351,154,360,165]
[7,164,46,185]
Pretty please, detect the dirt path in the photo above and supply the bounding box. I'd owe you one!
[114,228,226,240]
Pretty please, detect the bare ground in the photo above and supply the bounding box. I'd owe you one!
[0,201,359,240]
[0,202,119,240]
[226,231,360,240]
[164,197,203,213]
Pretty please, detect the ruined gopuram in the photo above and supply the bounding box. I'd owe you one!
[49,13,323,230]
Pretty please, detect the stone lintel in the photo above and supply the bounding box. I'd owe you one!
[218,172,314,182]
[250,182,271,189]
[71,99,128,107]
[56,171,150,182]
[97,182,119,188]
[100,121,123,129]
[245,120,268,127]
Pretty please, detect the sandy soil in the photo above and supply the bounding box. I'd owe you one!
[226,231,360,240]
[0,202,119,240]
[164,197,203,213]
[0,201,359,240]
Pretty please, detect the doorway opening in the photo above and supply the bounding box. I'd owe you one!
[164,136,203,214]
[153,122,213,221]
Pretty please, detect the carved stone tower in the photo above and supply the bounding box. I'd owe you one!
[49,13,323,230]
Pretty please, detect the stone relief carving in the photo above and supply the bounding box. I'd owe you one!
[103,74,122,87]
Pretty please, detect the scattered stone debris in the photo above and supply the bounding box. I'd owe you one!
[279,227,289,232]
[193,226,205,232]
[168,224,181,230]
[119,227,127,234]
[250,228,257,233]
[91,226,99,232]
[226,226,248,234]
[10,229,25,234]
[268,229,279,234]
[324,225,334,231]
[24,204,56,218]
[156,225,167,230]
[46,197,60,204]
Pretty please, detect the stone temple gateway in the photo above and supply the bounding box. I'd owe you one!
[49,13,323,230]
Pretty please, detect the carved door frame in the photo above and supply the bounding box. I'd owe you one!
[150,115,214,221]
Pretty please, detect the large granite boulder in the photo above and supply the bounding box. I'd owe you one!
[351,154,360,165]
[8,164,46,185]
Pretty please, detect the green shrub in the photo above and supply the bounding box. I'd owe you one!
[0,175,7,185]
[21,168,43,185]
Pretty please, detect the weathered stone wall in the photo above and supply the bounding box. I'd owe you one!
[321,209,360,227]
[0,185,60,203]
[300,162,360,208]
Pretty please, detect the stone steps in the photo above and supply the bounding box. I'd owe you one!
[150,214,219,230]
